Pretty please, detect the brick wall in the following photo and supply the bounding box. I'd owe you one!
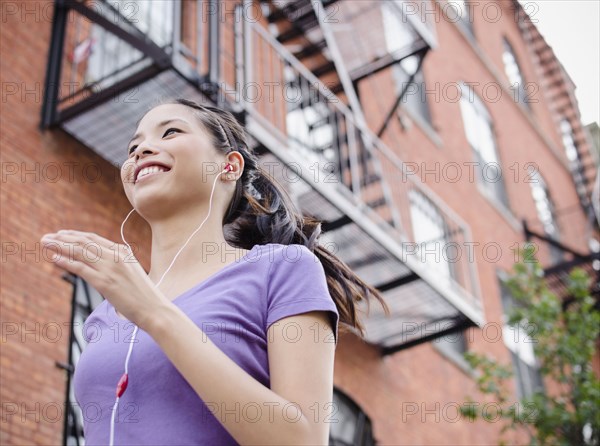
[1,2,153,444]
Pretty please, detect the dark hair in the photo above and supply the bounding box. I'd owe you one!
[142,97,391,338]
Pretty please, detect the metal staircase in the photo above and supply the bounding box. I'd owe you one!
[514,0,599,231]
[42,0,485,354]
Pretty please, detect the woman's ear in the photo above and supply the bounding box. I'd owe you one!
[224,152,244,179]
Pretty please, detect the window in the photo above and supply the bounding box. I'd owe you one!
[435,330,468,358]
[62,275,104,444]
[86,0,173,88]
[381,3,432,125]
[391,56,432,125]
[381,1,417,54]
[448,0,475,39]
[502,38,530,109]
[559,118,588,198]
[284,64,338,165]
[560,119,579,163]
[329,388,376,446]
[529,170,564,264]
[498,274,544,400]
[409,189,454,280]
[286,101,335,158]
[459,83,510,208]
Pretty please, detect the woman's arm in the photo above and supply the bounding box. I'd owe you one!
[39,230,337,444]
[142,302,336,445]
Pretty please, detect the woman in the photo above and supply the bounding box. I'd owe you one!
[40,98,389,445]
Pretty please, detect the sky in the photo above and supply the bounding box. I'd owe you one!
[519,1,600,126]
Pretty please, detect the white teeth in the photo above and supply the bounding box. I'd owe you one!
[137,166,168,182]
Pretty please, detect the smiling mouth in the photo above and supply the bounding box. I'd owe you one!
[135,167,171,184]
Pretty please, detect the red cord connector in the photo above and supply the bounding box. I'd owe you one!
[116,373,129,398]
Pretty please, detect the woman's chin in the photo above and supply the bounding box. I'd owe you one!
[132,191,173,216]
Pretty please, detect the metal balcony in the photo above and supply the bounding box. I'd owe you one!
[42,0,485,354]
[523,220,600,310]
[265,0,437,97]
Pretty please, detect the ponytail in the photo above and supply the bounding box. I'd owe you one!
[155,98,391,338]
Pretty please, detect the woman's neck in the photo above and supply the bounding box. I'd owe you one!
[145,206,238,286]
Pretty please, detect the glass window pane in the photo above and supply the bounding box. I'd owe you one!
[459,94,480,148]
[477,116,498,165]
[436,330,468,356]
[502,39,524,87]
[329,390,376,446]
[381,3,431,124]
[501,38,530,108]
[529,170,560,238]
[381,3,417,54]
[65,277,104,444]
[330,392,358,444]
[560,119,580,162]
[501,278,544,400]
[459,84,509,206]
[448,0,474,37]
[409,189,452,278]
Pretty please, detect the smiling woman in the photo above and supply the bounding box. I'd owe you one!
[43,98,390,445]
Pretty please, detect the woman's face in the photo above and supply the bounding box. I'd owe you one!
[121,104,228,217]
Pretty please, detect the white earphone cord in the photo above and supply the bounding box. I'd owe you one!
[109,167,229,445]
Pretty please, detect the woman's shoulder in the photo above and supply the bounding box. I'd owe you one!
[252,243,323,279]
[255,242,314,253]
[254,243,318,263]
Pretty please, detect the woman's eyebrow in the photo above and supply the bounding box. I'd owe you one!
[128,118,190,146]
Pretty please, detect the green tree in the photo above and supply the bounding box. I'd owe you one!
[459,244,600,445]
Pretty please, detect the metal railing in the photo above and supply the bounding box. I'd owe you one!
[222,12,482,307]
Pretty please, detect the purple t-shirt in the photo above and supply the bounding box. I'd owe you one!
[73,243,339,445]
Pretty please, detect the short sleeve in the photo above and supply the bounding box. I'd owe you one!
[266,244,339,345]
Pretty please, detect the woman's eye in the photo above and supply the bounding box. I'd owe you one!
[128,128,181,155]
[164,127,180,137]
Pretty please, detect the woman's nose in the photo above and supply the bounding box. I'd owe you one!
[130,144,159,161]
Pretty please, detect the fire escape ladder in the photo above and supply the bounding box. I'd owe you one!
[515,1,599,230]
[310,0,401,230]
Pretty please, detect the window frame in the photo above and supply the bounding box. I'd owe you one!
[389,56,433,126]
[62,274,104,445]
[559,118,588,198]
[329,387,376,446]
[459,82,511,210]
[496,271,545,400]
[501,37,531,110]
[447,0,475,40]
[528,169,564,263]
[408,188,457,281]
[380,2,433,126]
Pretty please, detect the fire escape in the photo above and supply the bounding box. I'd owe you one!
[514,1,600,306]
[515,2,598,229]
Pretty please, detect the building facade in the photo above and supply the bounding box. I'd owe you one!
[1,0,598,444]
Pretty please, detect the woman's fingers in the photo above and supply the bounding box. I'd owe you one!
[43,239,99,270]
[40,231,123,293]
[41,230,128,262]
[51,248,103,283]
